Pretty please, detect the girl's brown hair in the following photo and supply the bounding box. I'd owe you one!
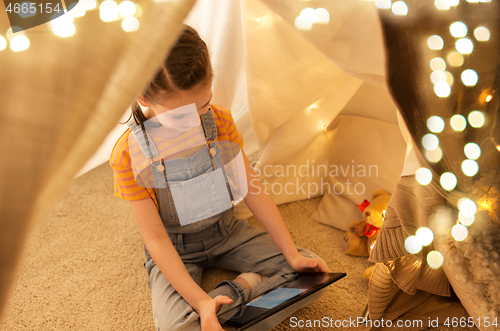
[130,24,213,125]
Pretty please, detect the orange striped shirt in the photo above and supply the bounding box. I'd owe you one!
[109,104,244,208]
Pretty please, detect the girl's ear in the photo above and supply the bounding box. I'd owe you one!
[136,95,150,107]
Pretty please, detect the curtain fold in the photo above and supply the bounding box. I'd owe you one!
[0,0,196,320]
[235,0,399,220]
[231,0,407,231]
[369,0,500,328]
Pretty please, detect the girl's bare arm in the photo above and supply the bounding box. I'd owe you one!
[242,152,329,272]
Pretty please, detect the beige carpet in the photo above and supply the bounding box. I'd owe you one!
[1,163,474,330]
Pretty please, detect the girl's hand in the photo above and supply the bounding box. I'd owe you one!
[199,295,233,331]
[289,254,331,273]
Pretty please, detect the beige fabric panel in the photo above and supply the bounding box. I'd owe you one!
[0,0,196,320]
[235,0,372,218]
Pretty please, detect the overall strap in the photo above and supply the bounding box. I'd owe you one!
[201,109,236,206]
[126,115,179,222]
[126,116,159,160]
[200,108,217,141]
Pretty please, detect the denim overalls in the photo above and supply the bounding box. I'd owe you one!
[127,108,324,331]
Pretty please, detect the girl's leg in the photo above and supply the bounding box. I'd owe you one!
[145,258,203,331]
[207,218,325,304]
[143,228,255,331]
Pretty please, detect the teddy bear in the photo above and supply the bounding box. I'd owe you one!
[342,189,391,281]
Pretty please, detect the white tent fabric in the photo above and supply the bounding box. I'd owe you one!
[225,0,407,229]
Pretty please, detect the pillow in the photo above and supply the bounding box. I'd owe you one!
[311,114,406,231]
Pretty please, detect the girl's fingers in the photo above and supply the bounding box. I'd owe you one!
[214,295,233,311]
[215,295,233,305]
[321,261,331,273]
[310,258,330,273]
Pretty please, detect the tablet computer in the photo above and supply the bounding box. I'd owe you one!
[218,272,346,331]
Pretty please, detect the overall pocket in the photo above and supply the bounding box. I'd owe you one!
[169,167,233,226]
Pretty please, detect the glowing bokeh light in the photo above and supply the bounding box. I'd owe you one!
[122,16,139,32]
[295,16,312,30]
[0,36,6,51]
[422,134,439,150]
[426,147,443,163]
[427,116,445,133]
[81,0,97,10]
[468,110,485,128]
[315,8,330,24]
[427,251,444,269]
[459,212,475,226]
[485,95,493,102]
[392,1,408,15]
[300,8,318,23]
[55,23,76,37]
[440,172,457,191]
[456,38,473,54]
[50,13,73,28]
[474,27,490,41]
[431,71,447,84]
[462,159,479,177]
[375,0,392,9]
[416,227,434,246]
[434,81,451,97]
[450,22,467,38]
[430,71,453,87]
[461,69,478,86]
[452,224,469,241]
[416,168,433,185]
[430,57,446,71]
[435,0,450,9]
[10,35,30,52]
[447,52,464,67]
[50,13,75,37]
[450,115,467,131]
[464,143,481,160]
[458,198,477,217]
[100,0,119,22]
[428,35,444,50]
[446,0,460,5]
[68,1,86,17]
[118,0,136,17]
[405,236,423,254]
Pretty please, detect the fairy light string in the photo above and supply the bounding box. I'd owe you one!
[1,0,143,53]
[375,0,500,323]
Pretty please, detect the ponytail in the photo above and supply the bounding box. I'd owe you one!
[120,100,147,125]
[132,100,147,125]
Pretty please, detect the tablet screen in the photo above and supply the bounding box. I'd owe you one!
[218,272,346,330]
[247,288,307,309]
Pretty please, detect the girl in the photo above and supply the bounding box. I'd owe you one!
[110,25,329,331]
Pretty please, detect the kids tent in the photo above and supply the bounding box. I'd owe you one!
[1,0,499,330]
